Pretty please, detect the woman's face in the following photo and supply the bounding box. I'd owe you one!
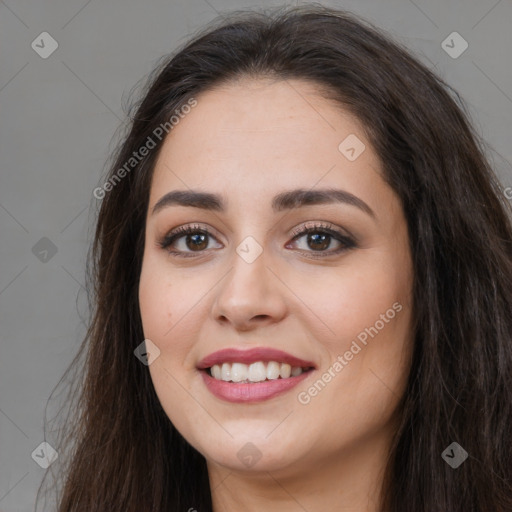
[139,78,414,476]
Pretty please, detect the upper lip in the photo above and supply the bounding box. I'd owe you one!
[197,347,316,370]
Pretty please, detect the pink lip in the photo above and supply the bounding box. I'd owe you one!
[197,347,316,403]
[200,370,313,403]
[196,347,316,370]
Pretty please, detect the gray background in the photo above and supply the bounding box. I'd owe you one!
[1,0,511,510]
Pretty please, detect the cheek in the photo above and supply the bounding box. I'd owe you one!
[138,253,199,346]
[138,258,204,434]
[299,259,408,345]
[138,256,192,376]
[298,252,413,405]
[138,266,172,340]
[138,254,214,387]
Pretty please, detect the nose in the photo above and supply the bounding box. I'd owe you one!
[211,248,288,332]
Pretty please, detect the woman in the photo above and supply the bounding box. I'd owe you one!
[40,4,512,511]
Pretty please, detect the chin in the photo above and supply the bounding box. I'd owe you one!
[195,429,309,473]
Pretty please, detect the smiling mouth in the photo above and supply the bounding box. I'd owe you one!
[205,361,315,383]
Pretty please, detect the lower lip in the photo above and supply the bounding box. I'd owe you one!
[200,370,312,403]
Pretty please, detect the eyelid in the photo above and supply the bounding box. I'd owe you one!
[286,222,356,257]
[289,221,352,240]
[158,221,356,258]
[158,223,221,250]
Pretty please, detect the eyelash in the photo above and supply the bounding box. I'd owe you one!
[158,222,356,259]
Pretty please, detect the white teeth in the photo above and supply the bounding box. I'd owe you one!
[248,362,267,382]
[266,361,280,380]
[211,364,221,379]
[208,361,309,382]
[231,362,247,382]
[280,363,291,379]
[221,363,231,381]
[291,366,303,376]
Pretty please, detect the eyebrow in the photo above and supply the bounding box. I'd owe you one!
[151,188,375,218]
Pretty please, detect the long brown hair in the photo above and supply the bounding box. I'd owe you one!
[37,4,512,511]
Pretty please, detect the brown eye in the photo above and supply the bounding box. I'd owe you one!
[288,222,356,257]
[159,224,222,257]
[182,232,209,251]
[304,232,332,251]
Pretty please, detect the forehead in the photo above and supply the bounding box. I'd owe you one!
[149,78,389,215]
